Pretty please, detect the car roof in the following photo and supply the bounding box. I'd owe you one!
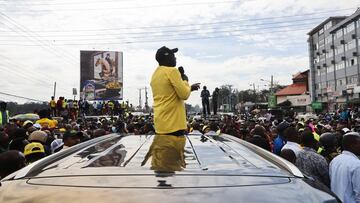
[13,134,302,179]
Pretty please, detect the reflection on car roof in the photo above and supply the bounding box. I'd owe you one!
[32,134,291,178]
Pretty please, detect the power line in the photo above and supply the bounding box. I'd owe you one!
[0,0,135,5]
[0,54,74,91]
[0,7,355,31]
[0,0,241,11]
[0,91,45,102]
[0,21,320,43]
[0,26,313,46]
[0,12,79,64]
[0,16,325,38]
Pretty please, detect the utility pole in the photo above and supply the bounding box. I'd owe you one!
[53,82,56,98]
[144,87,149,112]
[138,88,142,109]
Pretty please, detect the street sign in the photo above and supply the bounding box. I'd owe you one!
[311,102,322,110]
[72,88,77,96]
[268,95,277,108]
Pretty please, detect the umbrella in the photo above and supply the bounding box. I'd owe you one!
[11,113,39,121]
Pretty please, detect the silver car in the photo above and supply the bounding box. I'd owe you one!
[0,134,338,203]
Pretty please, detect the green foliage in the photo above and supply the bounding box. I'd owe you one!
[5,102,48,116]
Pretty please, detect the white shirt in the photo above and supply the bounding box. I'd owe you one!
[281,141,302,157]
[330,151,360,203]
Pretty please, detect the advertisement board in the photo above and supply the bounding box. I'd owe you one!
[80,51,123,100]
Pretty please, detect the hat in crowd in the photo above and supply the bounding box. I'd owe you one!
[51,139,64,153]
[33,123,42,129]
[155,46,178,63]
[342,128,350,134]
[28,130,48,143]
[63,130,81,140]
[24,142,45,156]
[277,121,290,133]
[23,120,33,127]
[202,125,209,132]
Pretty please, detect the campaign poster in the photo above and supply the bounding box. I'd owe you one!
[80,51,123,100]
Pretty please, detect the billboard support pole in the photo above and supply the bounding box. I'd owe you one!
[53,82,56,98]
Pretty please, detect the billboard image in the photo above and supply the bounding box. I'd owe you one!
[80,50,123,101]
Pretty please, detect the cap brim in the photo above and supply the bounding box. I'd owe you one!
[171,48,178,53]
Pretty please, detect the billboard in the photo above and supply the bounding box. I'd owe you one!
[80,50,123,100]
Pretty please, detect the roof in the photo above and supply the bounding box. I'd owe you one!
[329,8,360,33]
[307,16,347,35]
[12,134,302,180]
[275,83,307,96]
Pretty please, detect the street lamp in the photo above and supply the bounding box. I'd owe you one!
[260,75,274,93]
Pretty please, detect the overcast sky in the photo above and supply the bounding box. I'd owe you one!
[0,0,359,106]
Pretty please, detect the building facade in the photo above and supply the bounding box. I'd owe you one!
[275,70,311,111]
[308,9,360,111]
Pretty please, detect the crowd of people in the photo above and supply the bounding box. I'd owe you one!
[0,45,359,203]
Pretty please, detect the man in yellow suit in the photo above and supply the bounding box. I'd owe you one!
[143,46,199,172]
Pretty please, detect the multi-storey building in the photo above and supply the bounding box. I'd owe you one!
[308,8,360,110]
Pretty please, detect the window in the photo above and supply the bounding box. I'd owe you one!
[324,21,332,30]
[325,35,332,44]
[345,39,356,51]
[315,83,319,90]
[335,45,344,55]
[319,28,324,35]
[335,61,345,70]
[348,76,358,84]
[346,22,355,33]
[335,29,343,39]
[327,65,334,73]
[317,69,321,76]
[337,78,345,86]
[347,57,358,67]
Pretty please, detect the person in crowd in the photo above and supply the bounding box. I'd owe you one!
[0,131,9,153]
[281,126,302,157]
[296,130,330,187]
[8,128,29,153]
[318,132,340,163]
[204,122,219,136]
[62,130,81,150]
[273,121,289,155]
[36,109,56,129]
[50,139,64,153]
[0,150,26,179]
[0,101,9,126]
[23,142,46,164]
[201,86,211,117]
[280,149,296,164]
[330,132,360,203]
[189,122,202,135]
[247,125,271,151]
[28,130,51,155]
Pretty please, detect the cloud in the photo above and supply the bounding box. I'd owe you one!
[0,0,359,105]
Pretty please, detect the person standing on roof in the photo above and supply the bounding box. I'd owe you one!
[212,87,219,115]
[201,86,211,117]
[49,96,56,117]
[143,46,200,172]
